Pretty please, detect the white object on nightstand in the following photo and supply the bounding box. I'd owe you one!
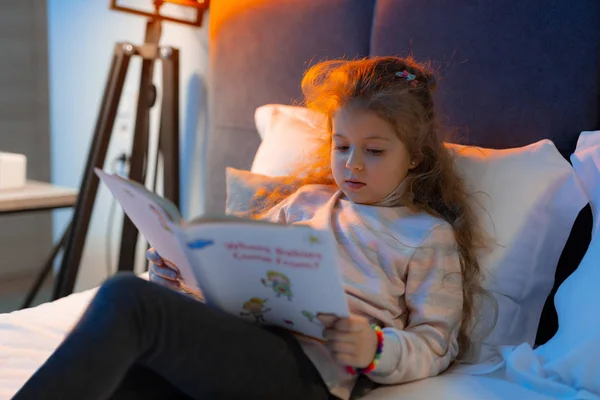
[0,152,27,190]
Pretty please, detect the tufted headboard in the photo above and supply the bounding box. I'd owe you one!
[206,1,600,344]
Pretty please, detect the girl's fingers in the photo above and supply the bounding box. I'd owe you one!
[150,263,179,281]
[146,248,162,262]
[149,269,180,290]
[328,340,356,356]
[332,352,355,367]
[146,248,180,275]
[317,313,340,328]
[323,328,356,343]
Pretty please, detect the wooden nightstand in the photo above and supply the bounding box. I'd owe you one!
[0,181,77,214]
[0,181,78,309]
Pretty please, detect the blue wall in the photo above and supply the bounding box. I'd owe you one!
[47,0,209,290]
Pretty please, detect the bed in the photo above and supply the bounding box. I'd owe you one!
[2,1,600,399]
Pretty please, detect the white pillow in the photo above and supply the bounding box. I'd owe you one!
[252,104,588,364]
[252,104,326,176]
[533,130,600,394]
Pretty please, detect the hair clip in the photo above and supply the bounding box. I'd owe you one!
[396,70,417,81]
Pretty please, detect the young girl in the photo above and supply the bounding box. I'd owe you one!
[13,56,485,400]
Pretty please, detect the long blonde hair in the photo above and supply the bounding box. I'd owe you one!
[252,56,489,358]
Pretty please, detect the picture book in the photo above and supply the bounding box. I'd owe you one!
[95,168,350,340]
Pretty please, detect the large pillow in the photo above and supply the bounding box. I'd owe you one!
[249,104,587,365]
[531,130,600,394]
[252,104,326,177]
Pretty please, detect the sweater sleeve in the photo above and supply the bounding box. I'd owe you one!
[258,185,335,224]
[258,195,292,224]
[368,222,463,384]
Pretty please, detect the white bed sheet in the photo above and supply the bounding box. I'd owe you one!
[0,285,98,399]
[0,277,558,400]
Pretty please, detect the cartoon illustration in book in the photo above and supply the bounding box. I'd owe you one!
[240,297,271,323]
[149,204,172,233]
[301,310,323,325]
[187,239,215,250]
[261,271,293,301]
[308,234,321,245]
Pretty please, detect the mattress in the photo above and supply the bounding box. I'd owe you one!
[0,285,99,399]
[0,277,555,400]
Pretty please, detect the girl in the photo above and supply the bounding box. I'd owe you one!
[13,57,485,400]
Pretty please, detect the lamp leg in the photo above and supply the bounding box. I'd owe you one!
[22,222,71,308]
[53,43,133,300]
[116,19,162,273]
[159,46,181,209]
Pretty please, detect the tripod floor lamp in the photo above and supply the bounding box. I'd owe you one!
[22,0,209,308]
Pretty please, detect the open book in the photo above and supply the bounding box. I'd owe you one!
[95,168,349,340]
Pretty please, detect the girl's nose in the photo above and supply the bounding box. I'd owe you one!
[346,149,365,171]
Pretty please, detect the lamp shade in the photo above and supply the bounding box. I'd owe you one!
[110,0,210,26]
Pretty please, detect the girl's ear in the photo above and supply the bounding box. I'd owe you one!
[409,158,421,170]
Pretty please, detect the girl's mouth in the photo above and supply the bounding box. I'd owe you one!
[345,180,366,190]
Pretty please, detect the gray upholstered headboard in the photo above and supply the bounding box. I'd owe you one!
[206,1,600,343]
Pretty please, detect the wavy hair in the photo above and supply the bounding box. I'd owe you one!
[252,56,491,358]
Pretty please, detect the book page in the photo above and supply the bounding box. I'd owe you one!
[95,169,203,295]
[181,222,349,340]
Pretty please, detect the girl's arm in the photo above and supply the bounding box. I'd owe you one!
[258,185,334,224]
[257,195,292,223]
[368,222,463,385]
[227,189,295,223]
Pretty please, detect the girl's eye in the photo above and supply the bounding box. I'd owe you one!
[368,149,385,155]
[334,145,349,152]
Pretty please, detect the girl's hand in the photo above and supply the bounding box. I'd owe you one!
[146,248,181,291]
[318,314,378,369]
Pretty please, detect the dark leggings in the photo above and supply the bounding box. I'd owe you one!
[13,273,333,400]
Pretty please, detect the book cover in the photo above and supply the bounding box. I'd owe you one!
[95,168,349,340]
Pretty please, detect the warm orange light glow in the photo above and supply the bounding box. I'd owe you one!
[159,0,208,9]
[448,143,522,160]
[210,0,270,40]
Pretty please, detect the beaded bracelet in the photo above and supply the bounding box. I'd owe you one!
[346,324,384,375]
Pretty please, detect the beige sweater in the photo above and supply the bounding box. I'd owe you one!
[261,184,463,400]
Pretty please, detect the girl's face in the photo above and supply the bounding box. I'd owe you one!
[331,107,414,205]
